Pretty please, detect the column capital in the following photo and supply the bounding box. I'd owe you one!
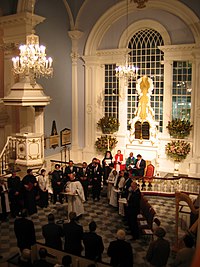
[68,30,83,41]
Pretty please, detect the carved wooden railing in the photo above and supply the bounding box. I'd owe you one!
[175,191,199,248]
[0,136,17,175]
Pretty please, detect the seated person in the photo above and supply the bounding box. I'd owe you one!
[126,152,136,172]
[133,154,146,177]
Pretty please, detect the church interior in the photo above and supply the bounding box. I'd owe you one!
[0,0,200,266]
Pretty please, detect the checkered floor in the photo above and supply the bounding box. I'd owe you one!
[0,189,185,267]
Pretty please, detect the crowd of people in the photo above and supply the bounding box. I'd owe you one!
[13,207,196,267]
[0,150,197,266]
[0,150,147,220]
[13,206,134,267]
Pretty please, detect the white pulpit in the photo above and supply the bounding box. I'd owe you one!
[15,133,44,167]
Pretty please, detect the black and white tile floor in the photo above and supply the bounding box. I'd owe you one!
[0,191,186,266]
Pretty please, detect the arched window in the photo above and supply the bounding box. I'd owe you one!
[128,28,164,132]
[104,28,164,131]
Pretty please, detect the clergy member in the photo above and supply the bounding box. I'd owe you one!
[22,169,38,216]
[65,173,85,217]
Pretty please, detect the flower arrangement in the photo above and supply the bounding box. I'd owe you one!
[165,140,191,162]
[166,118,193,139]
[95,135,118,153]
[97,116,120,134]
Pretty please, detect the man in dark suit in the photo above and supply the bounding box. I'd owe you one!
[78,162,89,201]
[42,213,64,250]
[63,211,83,256]
[107,229,133,267]
[14,209,36,251]
[64,160,78,181]
[83,221,104,262]
[51,164,64,204]
[135,154,146,177]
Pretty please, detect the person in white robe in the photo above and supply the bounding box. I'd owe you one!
[109,170,119,208]
[0,179,10,221]
[65,174,85,217]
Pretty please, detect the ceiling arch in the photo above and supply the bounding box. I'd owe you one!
[84,0,200,56]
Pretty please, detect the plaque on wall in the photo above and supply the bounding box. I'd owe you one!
[49,120,59,149]
[49,135,59,148]
[60,128,71,146]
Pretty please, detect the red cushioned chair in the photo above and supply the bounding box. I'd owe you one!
[143,164,155,187]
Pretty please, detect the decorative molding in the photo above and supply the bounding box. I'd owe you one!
[86,104,93,114]
[68,30,83,41]
[0,42,18,52]
[70,52,80,62]
[131,0,148,9]
[159,43,197,53]
[96,48,130,57]
[84,0,200,55]
[0,12,45,29]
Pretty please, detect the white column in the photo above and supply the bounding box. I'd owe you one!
[84,60,98,151]
[68,30,83,152]
[162,59,173,136]
[117,77,128,154]
[189,52,200,177]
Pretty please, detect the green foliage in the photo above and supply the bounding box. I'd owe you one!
[95,135,118,154]
[166,119,192,138]
[165,140,191,162]
[97,116,120,134]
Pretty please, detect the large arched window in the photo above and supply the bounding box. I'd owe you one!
[104,28,164,131]
[128,28,164,132]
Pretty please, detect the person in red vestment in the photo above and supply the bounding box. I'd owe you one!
[114,150,124,173]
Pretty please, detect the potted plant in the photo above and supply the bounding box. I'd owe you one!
[165,140,191,162]
[95,135,118,154]
[166,118,193,139]
[97,116,120,134]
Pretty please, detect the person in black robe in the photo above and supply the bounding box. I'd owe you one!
[22,169,38,216]
[127,181,141,240]
[51,164,64,204]
[8,171,23,217]
[102,151,113,184]
[88,158,103,201]
[78,162,89,201]
[14,209,36,251]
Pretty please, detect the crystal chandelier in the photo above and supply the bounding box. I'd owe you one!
[12,1,53,87]
[115,54,138,85]
[115,0,139,85]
